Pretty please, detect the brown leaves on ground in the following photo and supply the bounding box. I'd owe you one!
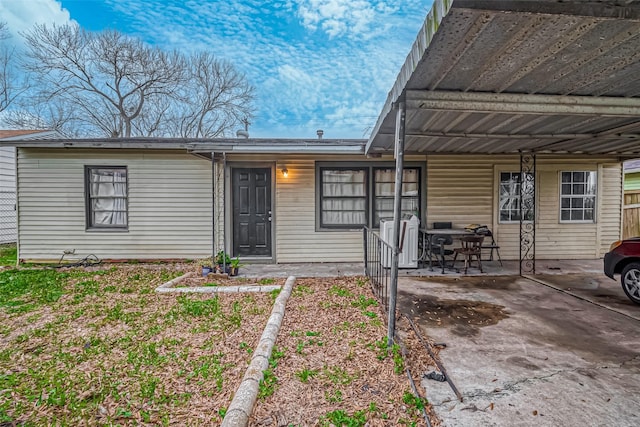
[0,264,276,425]
[1,266,440,426]
[250,276,437,426]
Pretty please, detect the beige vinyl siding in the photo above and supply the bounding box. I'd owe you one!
[535,166,596,259]
[274,158,362,263]
[0,146,17,243]
[427,155,622,260]
[599,163,623,255]
[221,154,426,263]
[426,156,496,228]
[534,161,621,259]
[17,149,212,261]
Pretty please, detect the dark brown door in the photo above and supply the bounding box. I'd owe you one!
[232,168,272,257]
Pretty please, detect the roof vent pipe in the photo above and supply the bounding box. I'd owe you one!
[317,129,324,139]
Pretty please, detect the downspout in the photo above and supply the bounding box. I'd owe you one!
[14,146,20,267]
[388,100,406,346]
[212,151,216,262]
[223,152,227,272]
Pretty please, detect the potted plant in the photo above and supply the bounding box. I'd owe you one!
[215,250,231,274]
[198,256,214,276]
[229,257,242,277]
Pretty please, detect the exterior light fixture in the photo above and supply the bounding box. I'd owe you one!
[281,167,288,178]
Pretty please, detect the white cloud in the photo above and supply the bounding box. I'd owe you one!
[0,0,74,38]
[10,0,430,138]
[292,0,398,39]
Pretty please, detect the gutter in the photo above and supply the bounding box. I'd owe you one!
[211,145,364,154]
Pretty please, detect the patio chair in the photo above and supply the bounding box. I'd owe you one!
[477,229,502,266]
[430,234,455,274]
[432,221,453,229]
[453,235,484,274]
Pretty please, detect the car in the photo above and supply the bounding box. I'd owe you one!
[604,237,640,305]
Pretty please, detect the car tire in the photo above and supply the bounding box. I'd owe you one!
[620,262,640,305]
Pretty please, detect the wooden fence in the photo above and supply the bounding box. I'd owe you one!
[623,191,640,239]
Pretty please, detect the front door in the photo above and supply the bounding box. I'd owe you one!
[232,168,272,257]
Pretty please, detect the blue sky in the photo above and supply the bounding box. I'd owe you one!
[0,0,432,138]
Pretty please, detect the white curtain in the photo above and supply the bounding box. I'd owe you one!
[322,170,366,225]
[374,169,419,223]
[321,168,420,226]
[91,169,127,226]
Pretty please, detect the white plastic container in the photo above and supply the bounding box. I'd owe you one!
[380,215,419,268]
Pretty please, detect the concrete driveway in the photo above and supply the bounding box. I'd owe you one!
[397,274,640,427]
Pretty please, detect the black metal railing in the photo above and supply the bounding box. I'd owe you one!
[363,227,392,314]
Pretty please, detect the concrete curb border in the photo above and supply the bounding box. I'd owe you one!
[155,272,282,294]
[221,275,296,427]
[156,271,193,290]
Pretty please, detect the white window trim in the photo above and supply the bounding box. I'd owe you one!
[558,170,597,224]
[497,170,536,224]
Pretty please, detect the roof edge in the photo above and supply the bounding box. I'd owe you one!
[0,137,367,154]
[0,130,61,141]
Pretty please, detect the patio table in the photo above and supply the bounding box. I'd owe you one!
[419,228,479,272]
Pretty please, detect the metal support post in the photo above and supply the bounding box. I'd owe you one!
[388,100,406,346]
[519,152,536,275]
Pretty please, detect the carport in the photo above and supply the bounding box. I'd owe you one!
[396,272,640,426]
[368,0,640,335]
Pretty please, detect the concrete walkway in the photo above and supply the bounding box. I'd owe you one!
[239,262,364,278]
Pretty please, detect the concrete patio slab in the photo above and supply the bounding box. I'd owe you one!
[527,274,640,321]
[239,259,604,279]
[397,275,640,427]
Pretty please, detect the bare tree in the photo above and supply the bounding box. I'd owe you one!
[175,52,254,138]
[22,24,185,137]
[130,95,173,136]
[20,24,255,138]
[2,94,82,136]
[0,21,29,113]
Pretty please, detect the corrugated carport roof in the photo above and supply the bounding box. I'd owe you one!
[366,0,640,157]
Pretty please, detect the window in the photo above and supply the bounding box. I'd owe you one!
[86,166,128,229]
[373,168,420,227]
[319,168,367,228]
[560,171,596,222]
[317,164,422,229]
[499,172,534,223]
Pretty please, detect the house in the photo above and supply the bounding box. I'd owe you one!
[0,135,626,265]
[2,0,640,266]
[623,160,640,238]
[1,138,382,263]
[0,130,60,244]
[624,160,640,193]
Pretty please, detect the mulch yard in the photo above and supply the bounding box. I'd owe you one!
[250,277,440,426]
[0,262,440,426]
